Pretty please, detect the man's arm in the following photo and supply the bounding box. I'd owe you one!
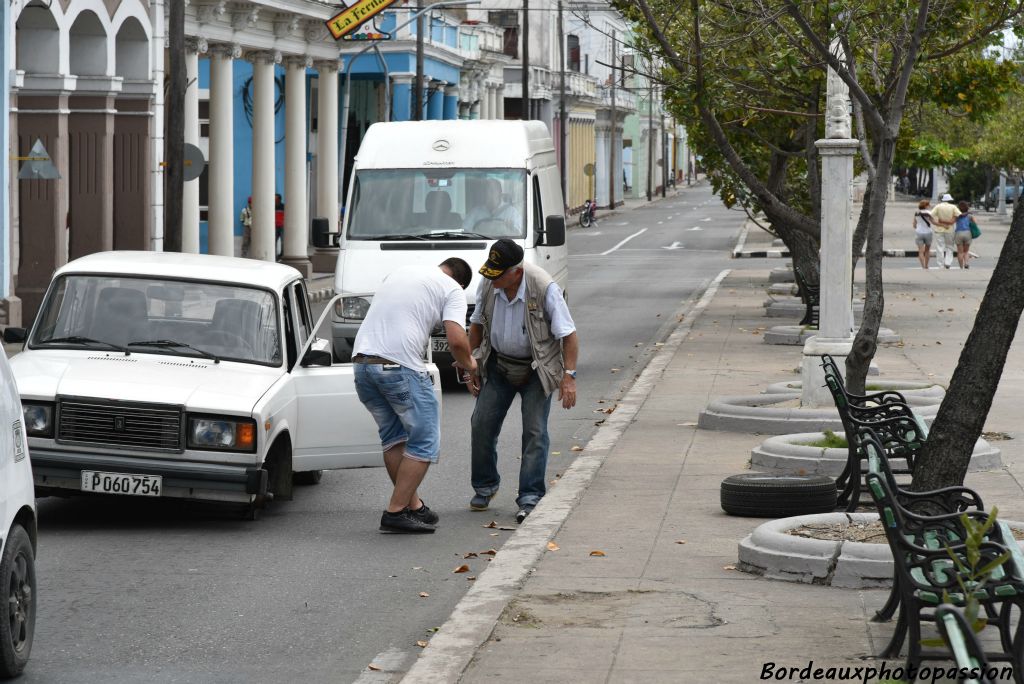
[445,320,476,376]
[559,331,578,409]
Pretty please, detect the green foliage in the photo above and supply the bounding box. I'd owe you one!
[948,162,996,204]
[797,430,848,449]
[974,93,1024,172]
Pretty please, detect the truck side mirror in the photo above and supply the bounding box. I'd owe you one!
[301,348,332,367]
[2,327,26,344]
[539,216,566,247]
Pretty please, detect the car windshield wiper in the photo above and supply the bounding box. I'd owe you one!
[127,339,220,363]
[43,336,128,353]
[372,234,430,241]
[428,231,492,240]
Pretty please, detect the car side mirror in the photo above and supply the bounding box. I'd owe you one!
[2,327,26,344]
[301,349,332,368]
[538,215,566,247]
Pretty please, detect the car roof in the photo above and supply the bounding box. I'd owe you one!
[54,251,302,291]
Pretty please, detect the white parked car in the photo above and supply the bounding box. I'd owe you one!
[4,251,433,518]
[0,346,36,678]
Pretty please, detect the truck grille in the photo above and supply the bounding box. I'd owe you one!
[57,397,185,452]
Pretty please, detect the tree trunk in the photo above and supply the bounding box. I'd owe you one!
[766,208,819,287]
[913,199,1024,489]
[850,177,873,271]
[845,142,894,394]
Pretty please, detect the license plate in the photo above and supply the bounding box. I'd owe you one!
[430,337,449,353]
[81,470,162,497]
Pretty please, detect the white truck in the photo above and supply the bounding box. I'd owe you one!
[4,252,432,519]
[331,120,569,360]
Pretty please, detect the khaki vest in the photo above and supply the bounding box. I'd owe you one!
[475,263,565,396]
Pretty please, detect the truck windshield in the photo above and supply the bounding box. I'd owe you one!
[30,275,282,366]
[347,168,527,240]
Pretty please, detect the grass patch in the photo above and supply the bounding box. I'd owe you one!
[796,429,848,449]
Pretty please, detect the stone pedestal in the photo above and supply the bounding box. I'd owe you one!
[801,336,853,408]
[0,296,21,327]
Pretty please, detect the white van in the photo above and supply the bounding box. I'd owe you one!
[331,120,568,358]
[0,345,36,678]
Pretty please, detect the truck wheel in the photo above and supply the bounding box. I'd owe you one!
[293,470,323,486]
[720,474,837,517]
[0,525,35,678]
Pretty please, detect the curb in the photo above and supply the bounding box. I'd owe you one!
[400,268,732,684]
[734,248,933,259]
[308,285,335,304]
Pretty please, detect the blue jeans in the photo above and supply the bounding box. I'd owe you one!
[354,363,440,463]
[471,354,553,508]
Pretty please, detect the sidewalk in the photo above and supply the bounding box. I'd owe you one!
[420,201,1024,682]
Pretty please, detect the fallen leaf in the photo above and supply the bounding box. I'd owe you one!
[481,548,497,555]
[498,526,517,531]
[723,564,736,571]
[589,550,606,557]
[675,540,687,544]
[419,592,430,598]
[490,532,499,536]
[368,664,382,671]
[467,576,477,581]
[413,566,423,570]
[550,451,561,456]
[610,368,621,373]
[936,341,943,345]
[483,521,498,528]
[464,552,479,559]
[416,640,428,648]
[571,445,584,452]
[547,541,560,551]
[453,564,470,574]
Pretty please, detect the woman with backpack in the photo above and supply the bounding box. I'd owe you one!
[954,200,974,269]
[912,199,934,270]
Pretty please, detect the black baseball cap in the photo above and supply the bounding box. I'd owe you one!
[479,239,524,280]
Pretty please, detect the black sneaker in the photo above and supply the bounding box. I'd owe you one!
[410,501,439,525]
[470,491,496,511]
[380,508,436,534]
[515,506,534,524]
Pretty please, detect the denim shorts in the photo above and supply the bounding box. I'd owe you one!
[915,233,932,247]
[354,363,440,463]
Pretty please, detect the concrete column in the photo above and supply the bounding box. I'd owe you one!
[594,125,609,207]
[391,73,412,122]
[496,85,505,120]
[283,57,312,277]
[314,60,340,272]
[443,85,459,120]
[427,82,444,120]
[207,44,239,257]
[182,44,202,254]
[490,86,499,122]
[250,51,280,262]
[478,83,490,120]
[998,172,1007,216]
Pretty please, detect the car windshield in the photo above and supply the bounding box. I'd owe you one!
[30,275,282,366]
[347,168,527,240]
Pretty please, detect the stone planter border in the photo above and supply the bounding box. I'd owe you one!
[763,325,900,347]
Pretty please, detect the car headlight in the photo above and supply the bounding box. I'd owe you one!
[187,416,257,452]
[337,296,371,320]
[22,403,54,438]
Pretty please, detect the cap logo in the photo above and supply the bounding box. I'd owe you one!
[489,249,499,261]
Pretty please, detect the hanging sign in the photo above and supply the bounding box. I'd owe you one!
[326,0,401,40]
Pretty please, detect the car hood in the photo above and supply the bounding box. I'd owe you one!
[9,351,281,414]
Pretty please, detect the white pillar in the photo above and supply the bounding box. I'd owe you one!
[316,61,340,236]
[480,83,490,120]
[208,44,238,257]
[283,57,312,276]
[594,125,609,207]
[496,85,505,120]
[182,45,201,254]
[998,171,1007,216]
[250,52,280,262]
[490,86,499,122]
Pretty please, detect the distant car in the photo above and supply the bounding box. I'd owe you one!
[984,185,1020,209]
[0,346,36,678]
[3,251,438,518]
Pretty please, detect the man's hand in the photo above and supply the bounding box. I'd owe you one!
[558,375,576,409]
[452,358,480,396]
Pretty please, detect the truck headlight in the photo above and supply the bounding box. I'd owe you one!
[22,402,54,437]
[187,416,257,452]
[336,296,371,320]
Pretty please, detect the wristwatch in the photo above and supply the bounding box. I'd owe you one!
[564,369,577,379]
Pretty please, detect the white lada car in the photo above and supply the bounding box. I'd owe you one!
[0,346,36,678]
[4,252,436,518]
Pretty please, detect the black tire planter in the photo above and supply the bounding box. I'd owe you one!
[720,474,837,518]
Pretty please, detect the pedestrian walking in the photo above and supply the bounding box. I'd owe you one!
[239,197,253,257]
[467,239,579,524]
[352,259,477,534]
[930,193,961,269]
[912,199,934,270]
[954,200,974,269]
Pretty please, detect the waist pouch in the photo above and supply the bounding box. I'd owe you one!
[495,353,534,387]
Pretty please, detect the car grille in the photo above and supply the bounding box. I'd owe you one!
[57,397,185,452]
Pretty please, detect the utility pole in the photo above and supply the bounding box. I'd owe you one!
[165,0,185,252]
[557,0,567,205]
[608,32,616,209]
[521,0,529,119]
[414,0,424,120]
[661,121,667,197]
[646,77,653,202]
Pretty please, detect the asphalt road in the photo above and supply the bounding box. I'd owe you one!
[24,183,745,684]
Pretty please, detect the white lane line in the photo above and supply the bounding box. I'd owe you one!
[600,228,648,256]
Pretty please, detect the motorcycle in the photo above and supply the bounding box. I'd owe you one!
[579,199,597,228]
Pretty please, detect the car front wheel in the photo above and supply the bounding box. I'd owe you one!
[0,524,35,679]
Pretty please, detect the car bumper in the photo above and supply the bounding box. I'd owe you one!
[30,448,266,504]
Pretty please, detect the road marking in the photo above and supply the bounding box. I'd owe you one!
[688,227,703,231]
[600,228,648,256]
[701,217,712,221]
[662,241,684,250]
[400,269,732,684]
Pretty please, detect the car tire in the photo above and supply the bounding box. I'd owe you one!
[0,524,35,679]
[720,474,837,518]
[293,470,323,486]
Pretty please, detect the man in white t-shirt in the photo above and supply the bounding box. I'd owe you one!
[352,258,477,533]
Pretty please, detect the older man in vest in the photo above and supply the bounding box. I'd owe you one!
[467,239,579,523]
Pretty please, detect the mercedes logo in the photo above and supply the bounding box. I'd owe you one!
[432,139,450,152]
